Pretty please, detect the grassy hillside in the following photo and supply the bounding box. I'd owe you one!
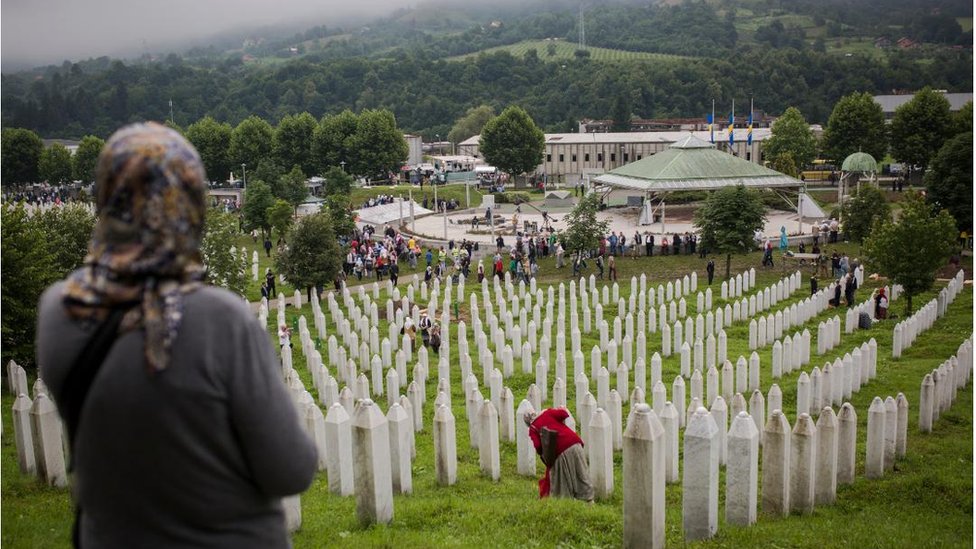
[447,39,690,63]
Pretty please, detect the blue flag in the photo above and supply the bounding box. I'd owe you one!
[707,112,714,143]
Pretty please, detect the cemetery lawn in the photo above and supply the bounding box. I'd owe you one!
[2,246,972,548]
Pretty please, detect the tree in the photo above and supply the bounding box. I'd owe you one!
[840,184,891,243]
[34,203,96,274]
[763,107,816,169]
[1,204,58,365]
[324,194,356,239]
[479,106,545,178]
[276,212,342,299]
[39,143,74,184]
[448,105,495,145]
[1,128,43,184]
[863,191,957,314]
[769,152,799,178]
[273,112,318,176]
[267,199,295,240]
[324,166,354,195]
[822,92,887,163]
[694,184,767,279]
[349,109,408,178]
[186,116,233,184]
[200,209,248,296]
[312,110,358,173]
[278,165,308,212]
[611,92,631,132]
[950,101,972,136]
[229,115,273,169]
[72,135,105,183]
[241,180,275,237]
[562,193,610,260]
[889,87,952,172]
[925,132,973,232]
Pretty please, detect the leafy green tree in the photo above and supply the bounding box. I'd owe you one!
[1,128,43,184]
[889,87,952,172]
[863,191,957,314]
[448,105,495,145]
[312,109,358,173]
[822,92,887,163]
[950,101,973,136]
[324,166,354,195]
[186,116,233,184]
[253,160,284,196]
[39,143,74,184]
[200,209,248,295]
[840,184,891,243]
[34,203,96,273]
[769,152,800,178]
[273,112,318,176]
[1,204,59,365]
[229,115,274,169]
[72,135,105,183]
[611,92,631,132]
[562,193,610,261]
[479,106,545,178]
[694,184,767,279]
[267,199,295,240]
[241,180,275,237]
[763,107,817,169]
[278,165,309,212]
[925,132,973,232]
[276,212,342,299]
[324,194,356,238]
[350,109,408,178]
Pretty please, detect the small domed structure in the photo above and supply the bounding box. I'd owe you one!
[841,152,878,174]
[838,152,878,203]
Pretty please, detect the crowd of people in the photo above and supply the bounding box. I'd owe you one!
[3,185,86,205]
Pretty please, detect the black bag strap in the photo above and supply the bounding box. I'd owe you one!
[59,308,126,464]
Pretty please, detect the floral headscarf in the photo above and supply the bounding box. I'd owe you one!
[63,122,208,372]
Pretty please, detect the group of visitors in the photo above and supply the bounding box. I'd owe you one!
[361,194,397,208]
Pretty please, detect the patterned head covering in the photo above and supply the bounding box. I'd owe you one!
[63,122,208,372]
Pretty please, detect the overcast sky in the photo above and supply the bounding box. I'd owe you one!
[1,0,409,69]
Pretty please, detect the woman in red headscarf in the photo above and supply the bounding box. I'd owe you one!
[875,287,889,319]
[525,408,593,501]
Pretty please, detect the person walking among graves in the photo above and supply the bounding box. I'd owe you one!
[263,236,273,257]
[595,254,605,279]
[645,231,654,257]
[661,237,669,255]
[524,408,594,502]
[607,255,618,282]
[37,122,316,548]
[265,268,276,297]
[389,260,399,287]
[706,259,715,285]
[260,281,270,300]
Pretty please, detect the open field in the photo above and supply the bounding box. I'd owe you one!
[447,39,690,63]
[3,243,972,548]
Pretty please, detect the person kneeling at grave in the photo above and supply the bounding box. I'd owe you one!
[524,408,594,502]
[37,122,317,548]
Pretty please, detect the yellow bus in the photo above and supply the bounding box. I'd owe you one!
[801,160,837,184]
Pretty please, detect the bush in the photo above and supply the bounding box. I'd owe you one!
[494,191,532,204]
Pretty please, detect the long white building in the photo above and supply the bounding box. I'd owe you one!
[458,128,771,182]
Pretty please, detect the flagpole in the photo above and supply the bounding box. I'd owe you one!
[729,99,734,153]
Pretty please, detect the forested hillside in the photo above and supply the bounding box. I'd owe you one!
[1,0,971,140]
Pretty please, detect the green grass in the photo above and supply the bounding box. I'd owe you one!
[446,39,690,63]
[3,245,972,548]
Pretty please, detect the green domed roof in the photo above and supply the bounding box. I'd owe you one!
[841,152,878,173]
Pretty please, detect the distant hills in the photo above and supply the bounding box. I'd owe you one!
[1,0,971,141]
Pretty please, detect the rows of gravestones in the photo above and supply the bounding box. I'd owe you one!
[893,271,965,358]
[252,262,970,538]
[5,262,966,541]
